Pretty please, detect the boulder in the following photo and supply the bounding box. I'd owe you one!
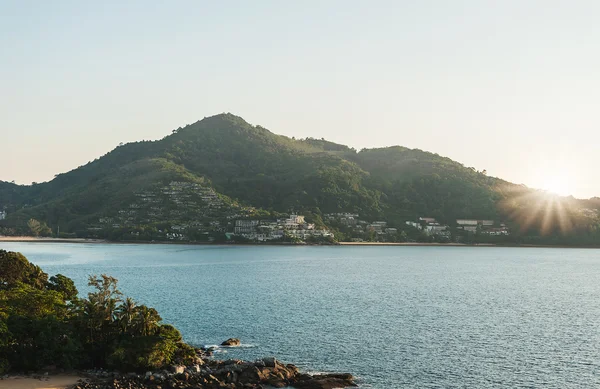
[268,378,287,388]
[262,357,277,367]
[292,373,357,389]
[194,356,206,365]
[238,365,269,383]
[221,338,241,346]
[66,358,355,389]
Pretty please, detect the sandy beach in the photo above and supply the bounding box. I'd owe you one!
[0,375,85,389]
[338,241,492,246]
[0,236,106,243]
[1,236,597,249]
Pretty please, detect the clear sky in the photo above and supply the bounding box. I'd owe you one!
[1,1,599,198]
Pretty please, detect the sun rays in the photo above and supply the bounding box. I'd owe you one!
[539,173,574,197]
[499,185,577,235]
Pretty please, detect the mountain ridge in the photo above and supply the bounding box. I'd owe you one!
[1,113,599,245]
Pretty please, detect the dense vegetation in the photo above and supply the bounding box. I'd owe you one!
[0,113,599,245]
[0,250,195,374]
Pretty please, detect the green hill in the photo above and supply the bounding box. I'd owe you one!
[161,114,382,216]
[349,147,512,223]
[1,113,599,245]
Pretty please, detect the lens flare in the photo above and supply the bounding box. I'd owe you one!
[498,184,577,235]
[541,178,572,196]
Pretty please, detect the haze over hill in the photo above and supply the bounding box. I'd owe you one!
[0,114,599,245]
[3,2,600,199]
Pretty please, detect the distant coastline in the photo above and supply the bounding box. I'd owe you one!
[0,236,107,243]
[337,241,493,247]
[2,236,600,249]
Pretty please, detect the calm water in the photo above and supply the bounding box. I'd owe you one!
[3,243,600,388]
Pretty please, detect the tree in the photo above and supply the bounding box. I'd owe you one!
[1,283,65,318]
[48,274,78,301]
[39,222,52,237]
[27,218,42,237]
[116,297,137,334]
[86,274,122,330]
[134,305,161,336]
[0,250,47,290]
[0,251,193,373]
[80,298,103,344]
[366,229,376,242]
[398,230,408,242]
[87,274,122,308]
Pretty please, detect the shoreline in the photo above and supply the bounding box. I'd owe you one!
[1,236,600,249]
[338,242,600,249]
[0,374,85,389]
[0,355,357,389]
[0,236,107,243]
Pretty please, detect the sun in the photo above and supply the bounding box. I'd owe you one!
[539,175,572,197]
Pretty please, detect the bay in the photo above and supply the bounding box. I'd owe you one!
[2,242,600,388]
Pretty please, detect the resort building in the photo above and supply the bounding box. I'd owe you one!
[234,220,260,234]
[233,214,332,242]
[456,219,494,227]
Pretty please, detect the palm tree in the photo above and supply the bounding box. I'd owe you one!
[134,305,162,336]
[81,300,102,343]
[105,297,118,323]
[116,297,137,334]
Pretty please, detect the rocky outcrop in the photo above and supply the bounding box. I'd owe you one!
[221,338,241,346]
[71,357,356,389]
[293,373,358,389]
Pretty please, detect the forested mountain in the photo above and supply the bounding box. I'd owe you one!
[1,113,598,244]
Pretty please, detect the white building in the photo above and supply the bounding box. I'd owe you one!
[482,227,510,236]
[234,220,259,234]
[234,214,332,242]
[456,219,494,227]
[368,221,387,232]
[425,224,448,234]
[0,210,6,221]
[405,221,422,230]
[278,214,305,229]
[456,219,478,226]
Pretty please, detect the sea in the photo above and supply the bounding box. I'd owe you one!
[2,242,600,388]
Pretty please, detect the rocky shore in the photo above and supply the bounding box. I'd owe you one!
[71,346,356,389]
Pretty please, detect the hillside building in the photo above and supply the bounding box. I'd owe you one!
[233,214,331,242]
[234,220,260,234]
[456,219,494,227]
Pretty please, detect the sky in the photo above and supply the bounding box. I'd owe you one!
[1,0,599,198]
